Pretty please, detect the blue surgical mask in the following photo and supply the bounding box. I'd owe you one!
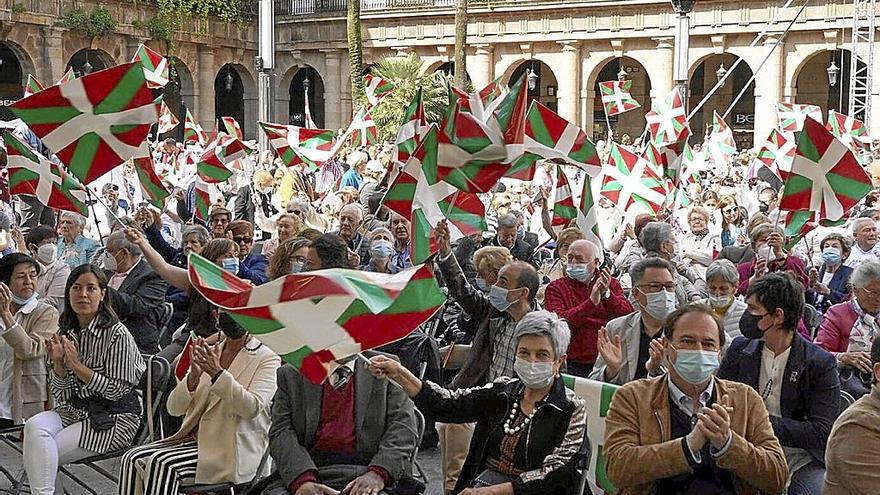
[11,292,37,307]
[821,247,841,266]
[290,261,305,274]
[371,239,394,260]
[474,277,490,292]
[641,289,677,320]
[565,263,591,283]
[671,346,720,385]
[221,258,240,274]
[489,285,515,312]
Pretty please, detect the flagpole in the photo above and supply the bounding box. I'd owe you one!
[604,108,614,144]
[85,189,106,247]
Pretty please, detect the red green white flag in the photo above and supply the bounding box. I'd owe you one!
[599,80,641,116]
[777,102,822,132]
[221,116,244,141]
[57,68,76,85]
[755,129,795,180]
[23,75,44,98]
[561,375,619,495]
[779,117,872,221]
[826,110,870,156]
[197,134,252,183]
[192,177,222,221]
[187,252,446,384]
[552,166,577,228]
[601,143,666,214]
[131,44,169,89]
[707,111,737,167]
[364,74,395,107]
[436,98,508,193]
[131,142,171,208]
[393,88,429,167]
[383,125,487,263]
[576,174,603,249]
[646,87,690,146]
[259,121,336,170]
[184,108,207,146]
[157,100,180,134]
[3,131,88,215]
[10,62,158,185]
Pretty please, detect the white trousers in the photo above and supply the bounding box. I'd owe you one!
[22,411,97,495]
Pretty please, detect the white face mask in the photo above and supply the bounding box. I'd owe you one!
[513,357,556,389]
[756,244,776,263]
[708,293,733,309]
[36,244,57,265]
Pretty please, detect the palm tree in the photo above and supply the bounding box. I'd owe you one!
[370,54,450,141]
[453,0,467,90]
[347,0,365,106]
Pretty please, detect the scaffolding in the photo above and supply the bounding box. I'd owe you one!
[849,0,876,126]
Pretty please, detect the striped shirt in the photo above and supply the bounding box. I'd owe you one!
[48,319,145,454]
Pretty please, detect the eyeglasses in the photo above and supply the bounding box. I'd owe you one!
[233,236,253,244]
[723,206,738,214]
[636,283,676,293]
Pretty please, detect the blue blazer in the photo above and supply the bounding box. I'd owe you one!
[717,334,840,463]
[806,265,853,312]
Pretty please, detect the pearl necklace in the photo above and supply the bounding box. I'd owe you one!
[502,401,534,435]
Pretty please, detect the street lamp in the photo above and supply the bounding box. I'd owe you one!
[82,60,93,74]
[670,0,696,100]
[827,60,840,87]
[716,63,727,87]
[527,66,538,91]
[618,67,628,82]
[225,67,234,92]
[303,76,310,94]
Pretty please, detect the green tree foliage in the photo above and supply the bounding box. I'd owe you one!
[369,54,450,142]
[57,6,117,37]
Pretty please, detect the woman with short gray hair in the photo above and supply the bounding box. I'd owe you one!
[702,259,747,341]
[57,212,100,268]
[817,259,880,363]
[367,310,587,493]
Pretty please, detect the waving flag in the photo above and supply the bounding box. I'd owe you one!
[303,92,317,129]
[157,100,180,134]
[131,143,171,208]
[57,68,76,85]
[23,75,44,98]
[646,87,690,146]
[777,102,823,132]
[561,375,619,495]
[707,111,737,167]
[601,143,666,214]
[492,73,529,159]
[184,108,207,146]
[827,110,869,151]
[779,117,872,221]
[260,122,336,170]
[479,78,508,115]
[192,177,222,220]
[364,74,395,107]
[10,62,157,185]
[132,44,169,89]
[599,80,641,116]
[552,167,577,228]
[755,129,795,181]
[197,134,252,183]
[4,131,88,215]
[383,125,487,263]
[393,88,428,166]
[188,252,445,384]
[436,99,508,193]
[221,116,244,141]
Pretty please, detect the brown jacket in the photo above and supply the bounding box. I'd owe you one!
[604,375,788,495]
[1,302,58,424]
[824,385,880,494]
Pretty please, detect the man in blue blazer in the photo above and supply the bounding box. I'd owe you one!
[718,273,840,495]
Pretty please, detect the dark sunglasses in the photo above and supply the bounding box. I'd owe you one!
[233,236,253,244]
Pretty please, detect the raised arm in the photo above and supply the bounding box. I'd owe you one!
[124,227,190,290]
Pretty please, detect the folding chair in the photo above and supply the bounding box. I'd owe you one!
[574,433,593,495]
[177,444,273,495]
[0,424,24,495]
[24,354,173,495]
[411,408,427,482]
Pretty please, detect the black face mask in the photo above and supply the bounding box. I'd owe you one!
[739,311,766,340]
[218,313,247,340]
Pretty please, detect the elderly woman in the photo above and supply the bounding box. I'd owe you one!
[118,312,280,495]
[717,196,747,248]
[680,206,720,282]
[23,225,71,312]
[262,213,304,258]
[816,259,880,371]
[0,253,59,427]
[23,265,144,495]
[225,220,269,285]
[736,224,809,296]
[287,198,330,233]
[361,227,398,273]
[474,246,514,293]
[268,237,311,279]
[57,212,100,269]
[369,310,586,494]
[806,233,853,313]
[702,259,747,342]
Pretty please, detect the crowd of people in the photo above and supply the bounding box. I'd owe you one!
[0,127,878,495]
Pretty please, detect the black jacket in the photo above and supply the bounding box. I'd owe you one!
[717,334,840,463]
[414,376,586,495]
[104,259,169,354]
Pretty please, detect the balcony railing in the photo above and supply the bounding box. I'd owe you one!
[275,0,459,15]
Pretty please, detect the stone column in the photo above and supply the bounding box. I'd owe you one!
[197,45,216,131]
[469,44,494,91]
[556,41,580,124]
[323,49,342,131]
[41,27,64,83]
[339,56,352,130]
[754,35,783,143]
[652,37,674,100]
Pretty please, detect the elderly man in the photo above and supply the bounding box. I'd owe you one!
[334,204,370,264]
[103,230,169,354]
[226,220,269,285]
[484,213,535,264]
[544,239,631,377]
[824,337,880,493]
[340,152,366,190]
[389,212,412,272]
[718,273,839,495]
[844,217,880,269]
[591,258,674,384]
[102,182,130,229]
[604,304,788,495]
[56,212,100,269]
[639,221,702,303]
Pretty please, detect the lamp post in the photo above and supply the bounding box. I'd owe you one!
[716,63,727,87]
[671,0,696,100]
[257,0,275,151]
[827,60,840,88]
[618,66,628,82]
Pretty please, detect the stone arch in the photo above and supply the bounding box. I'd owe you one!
[688,51,756,80]
[214,63,257,138]
[158,57,196,142]
[585,56,652,141]
[66,48,115,76]
[793,49,859,116]
[287,66,325,128]
[505,59,559,112]
[688,52,756,147]
[0,41,30,120]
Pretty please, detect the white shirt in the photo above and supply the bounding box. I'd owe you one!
[0,297,40,420]
[844,243,880,269]
[759,345,812,477]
